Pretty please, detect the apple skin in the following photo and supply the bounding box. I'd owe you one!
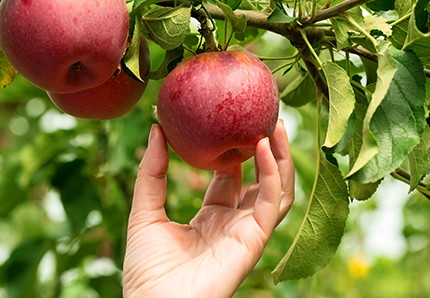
[47,37,151,120]
[0,0,129,93]
[157,50,279,171]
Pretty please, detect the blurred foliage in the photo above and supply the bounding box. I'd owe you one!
[1,1,430,297]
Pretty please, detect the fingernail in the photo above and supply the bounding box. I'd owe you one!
[148,124,157,146]
[260,136,270,147]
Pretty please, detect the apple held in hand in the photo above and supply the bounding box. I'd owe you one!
[0,0,129,93]
[157,50,279,171]
[47,37,151,120]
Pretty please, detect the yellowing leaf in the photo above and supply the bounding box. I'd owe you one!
[364,15,393,36]
[322,61,355,148]
[0,49,17,89]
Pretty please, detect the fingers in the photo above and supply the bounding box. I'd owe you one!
[241,119,295,235]
[252,137,282,236]
[202,165,242,208]
[130,124,169,223]
[270,120,295,224]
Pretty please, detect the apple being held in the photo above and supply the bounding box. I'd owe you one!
[0,0,129,93]
[47,37,151,120]
[157,50,279,171]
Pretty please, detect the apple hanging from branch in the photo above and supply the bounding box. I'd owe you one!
[0,0,129,93]
[157,50,279,171]
[47,36,151,120]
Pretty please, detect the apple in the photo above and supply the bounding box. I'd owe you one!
[47,37,151,120]
[0,0,129,93]
[157,50,279,171]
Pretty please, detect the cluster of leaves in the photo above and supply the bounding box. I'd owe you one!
[1,0,430,293]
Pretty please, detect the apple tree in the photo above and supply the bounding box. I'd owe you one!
[1,0,430,296]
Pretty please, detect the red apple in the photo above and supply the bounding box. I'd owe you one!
[157,50,279,171]
[0,0,129,93]
[47,37,150,120]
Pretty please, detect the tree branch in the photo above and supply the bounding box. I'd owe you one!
[203,4,297,40]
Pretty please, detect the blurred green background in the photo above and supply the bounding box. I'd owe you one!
[1,33,430,298]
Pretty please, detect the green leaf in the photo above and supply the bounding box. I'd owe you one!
[123,17,146,82]
[268,0,296,24]
[366,0,395,11]
[0,48,17,89]
[408,126,430,192]
[280,71,316,107]
[330,17,353,50]
[347,44,426,183]
[226,0,242,11]
[149,47,184,80]
[322,61,355,149]
[142,6,191,50]
[234,26,264,43]
[361,56,378,86]
[347,93,382,201]
[216,1,247,34]
[272,154,349,282]
[390,17,409,49]
[395,0,414,16]
[133,0,167,11]
[403,0,430,68]
[347,43,396,179]
[349,179,382,201]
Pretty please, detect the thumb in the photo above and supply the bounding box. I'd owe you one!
[129,124,169,225]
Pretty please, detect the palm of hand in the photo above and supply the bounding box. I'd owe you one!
[126,204,268,297]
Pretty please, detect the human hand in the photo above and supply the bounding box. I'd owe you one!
[123,120,294,298]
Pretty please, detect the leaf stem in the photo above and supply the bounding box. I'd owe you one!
[316,89,323,148]
[299,29,323,68]
[350,78,372,96]
[322,0,331,9]
[342,13,378,49]
[271,61,294,74]
[390,11,412,28]
[258,54,299,61]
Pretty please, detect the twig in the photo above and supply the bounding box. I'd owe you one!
[346,46,377,62]
[391,168,430,200]
[303,0,373,25]
[191,5,218,52]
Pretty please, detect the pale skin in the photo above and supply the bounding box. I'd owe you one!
[123,120,295,298]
